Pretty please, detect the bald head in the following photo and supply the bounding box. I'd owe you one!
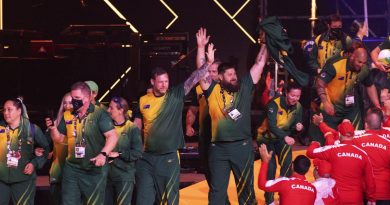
[350,48,367,71]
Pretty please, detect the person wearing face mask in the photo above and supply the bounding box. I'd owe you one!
[314,47,380,145]
[0,98,50,205]
[105,96,142,205]
[307,14,352,75]
[48,82,118,205]
[256,83,303,205]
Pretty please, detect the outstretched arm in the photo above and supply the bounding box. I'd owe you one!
[184,62,210,95]
[196,27,210,69]
[250,44,268,84]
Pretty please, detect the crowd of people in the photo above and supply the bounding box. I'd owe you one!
[1,13,390,205]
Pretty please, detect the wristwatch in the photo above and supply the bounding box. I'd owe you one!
[100,152,108,157]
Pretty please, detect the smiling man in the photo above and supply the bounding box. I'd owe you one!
[314,47,380,145]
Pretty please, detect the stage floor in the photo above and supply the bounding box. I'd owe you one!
[179,149,314,205]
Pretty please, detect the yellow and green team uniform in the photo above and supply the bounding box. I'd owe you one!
[49,135,68,205]
[257,96,302,204]
[306,33,351,72]
[0,121,49,205]
[205,74,257,205]
[105,119,142,205]
[134,85,185,205]
[189,85,211,180]
[57,104,114,205]
[312,56,374,144]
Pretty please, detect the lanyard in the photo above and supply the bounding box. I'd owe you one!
[344,69,355,93]
[5,126,22,154]
[324,41,336,60]
[72,112,88,145]
[220,86,234,110]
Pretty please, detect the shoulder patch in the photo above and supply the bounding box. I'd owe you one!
[320,73,326,78]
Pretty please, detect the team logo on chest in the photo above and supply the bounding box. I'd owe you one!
[0,129,4,133]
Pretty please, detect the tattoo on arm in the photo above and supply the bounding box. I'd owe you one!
[184,63,209,95]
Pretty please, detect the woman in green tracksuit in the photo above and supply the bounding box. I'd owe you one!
[0,98,49,205]
[105,97,143,205]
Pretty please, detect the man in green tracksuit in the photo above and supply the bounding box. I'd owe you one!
[256,84,303,205]
[0,98,50,205]
[133,52,211,205]
[200,43,268,205]
[314,48,380,145]
[105,97,143,205]
[49,81,118,205]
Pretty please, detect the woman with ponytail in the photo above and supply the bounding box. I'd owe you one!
[105,96,142,205]
[0,98,50,205]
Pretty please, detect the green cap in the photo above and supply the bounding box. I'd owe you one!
[85,81,99,93]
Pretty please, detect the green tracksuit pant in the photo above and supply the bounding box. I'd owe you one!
[135,152,180,205]
[104,179,134,205]
[0,178,36,205]
[208,139,257,205]
[62,163,108,205]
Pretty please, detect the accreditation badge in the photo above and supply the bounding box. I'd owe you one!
[75,144,86,158]
[6,151,20,168]
[226,107,242,121]
[345,94,355,107]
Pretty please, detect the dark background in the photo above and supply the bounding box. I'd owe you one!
[2,0,389,111]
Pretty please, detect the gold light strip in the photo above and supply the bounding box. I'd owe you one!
[213,0,233,19]
[160,0,178,29]
[103,0,139,33]
[213,0,256,44]
[232,0,250,18]
[0,0,3,29]
[99,66,132,102]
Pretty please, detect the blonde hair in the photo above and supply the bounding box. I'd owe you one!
[55,93,71,126]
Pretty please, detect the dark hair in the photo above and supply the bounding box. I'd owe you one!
[218,63,237,74]
[350,19,364,37]
[366,107,384,130]
[151,67,168,79]
[71,81,91,96]
[313,19,328,36]
[293,155,311,175]
[328,14,342,24]
[111,96,129,115]
[286,83,302,93]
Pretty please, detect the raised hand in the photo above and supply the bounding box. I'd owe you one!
[206,43,216,64]
[259,144,273,163]
[196,27,210,49]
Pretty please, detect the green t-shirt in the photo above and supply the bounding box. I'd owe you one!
[204,74,254,142]
[318,57,373,110]
[58,104,114,170]
[136,85,185,154]
[0,121,49,183]
[108,119,142,181]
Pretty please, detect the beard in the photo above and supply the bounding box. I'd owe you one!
[220,80,240,92]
